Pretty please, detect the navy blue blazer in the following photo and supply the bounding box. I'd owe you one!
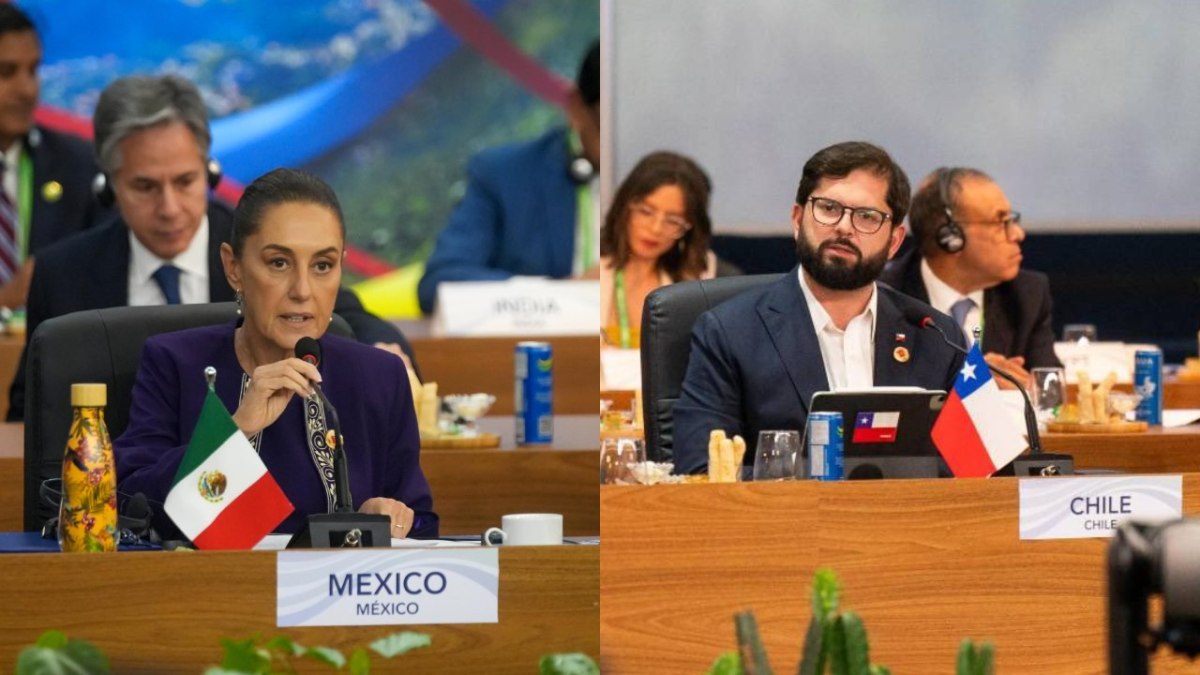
[417,127,578,313]
[24,126,112,257]
[115,322,437,541]
[879,248,1062,369]
[9,201,418,420]
[673,269,966,475]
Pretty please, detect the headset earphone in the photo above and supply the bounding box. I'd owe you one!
[92,157,223,207]
[934,167,966,254]
[566,131,595,185]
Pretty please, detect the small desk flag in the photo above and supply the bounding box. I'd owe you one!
[931,343,1028,477]
[164,388,293,548]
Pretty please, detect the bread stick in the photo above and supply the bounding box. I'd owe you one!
[708,430,726,481]
[1077,372,1094,423]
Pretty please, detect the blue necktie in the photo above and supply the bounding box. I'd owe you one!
[152,264,182,305]
[949,297,975,342]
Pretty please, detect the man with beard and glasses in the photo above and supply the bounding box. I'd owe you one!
[672,141,965,476]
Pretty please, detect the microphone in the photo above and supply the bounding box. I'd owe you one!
[295,337,351,513]
[908,310,1051,460]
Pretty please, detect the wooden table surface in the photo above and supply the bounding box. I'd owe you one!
[0,416,599,536]
[410,335,598,415]
[1044,425,1200,474]
[601,479,1200,674]
[0,546,598,673]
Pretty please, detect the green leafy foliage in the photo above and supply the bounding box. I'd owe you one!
[735,611,773,675]
[368,631,431,658]
[706,651,741,675]
[956,639,996,675]
[538,652,600,675]
[16,630,111,675]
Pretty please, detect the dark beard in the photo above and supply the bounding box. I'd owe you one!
[795,233,889,291]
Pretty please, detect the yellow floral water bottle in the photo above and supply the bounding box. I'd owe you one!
[59,383,118,552]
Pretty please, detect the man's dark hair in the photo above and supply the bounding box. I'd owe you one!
[794,141,911,227]
[577,39,600,107]
[908,166,992,255]
[232,168,345,256]
[0,4,37,39]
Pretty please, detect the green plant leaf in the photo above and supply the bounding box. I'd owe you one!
[706,652,741,675]
[34,630,68,650]
[839,612,871,675]
[349,648,372,675]
[797,606,824,675]
[869,666,891,675]
[977,642,995,675]
[734,611,773,675]
[302,646,346,669]
[828,613,849,675]
[16,638,111,675]
[369,631,431,658]
[955,639,976,675]
[538,652,600,675]
[263,635,305,657]
[813,568,841,620]
[219,637,268,673]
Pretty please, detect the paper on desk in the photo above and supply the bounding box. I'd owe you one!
[601,348,641,390]
[1163,409,1200,428]
[253,533,480,550]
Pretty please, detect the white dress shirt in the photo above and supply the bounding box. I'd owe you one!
[798,269,877,391]
[127,216,211,306]
[920,258,983,344]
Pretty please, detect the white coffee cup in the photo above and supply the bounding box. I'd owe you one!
[482,513,563,546]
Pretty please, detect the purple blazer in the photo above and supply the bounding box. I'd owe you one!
[115,322,437,540]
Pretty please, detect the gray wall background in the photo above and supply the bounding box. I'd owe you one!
[611,1,1200,233]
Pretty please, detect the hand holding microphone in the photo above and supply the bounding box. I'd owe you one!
[232,355,322,436]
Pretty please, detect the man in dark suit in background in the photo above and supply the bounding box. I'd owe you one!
[880,167,1061,387]
[417,39,601,314]
[673,142,965,475]
[0,5,111,308]
[8,74,416,420]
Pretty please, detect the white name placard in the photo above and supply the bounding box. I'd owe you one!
[433,278,599,337]
[276,548,498,627]
[1018,475,1182,540]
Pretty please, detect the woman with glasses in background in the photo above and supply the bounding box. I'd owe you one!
[600,151,737,349]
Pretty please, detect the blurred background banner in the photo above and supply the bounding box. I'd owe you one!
[26,0,598,317]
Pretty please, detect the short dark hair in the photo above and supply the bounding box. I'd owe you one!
[600,150,712,281]
[232,168,345,256]
[794,141,911,227]
[908,166,992,255]
[0,5,37,39]
[577,39,599,107]
[93,75,210,175]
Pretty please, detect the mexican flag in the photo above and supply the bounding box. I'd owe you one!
[164,388,293,549]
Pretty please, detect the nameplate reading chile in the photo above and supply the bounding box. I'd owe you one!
[1018,475,1182,541]
[276,549,499,627]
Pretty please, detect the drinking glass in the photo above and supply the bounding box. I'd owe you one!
[1062,324,1097,343]
[1030,367,1067,425]
[600,436,646,484]
[753,430,800,481]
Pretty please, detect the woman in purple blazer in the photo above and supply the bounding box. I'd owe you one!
[115,169,436,541]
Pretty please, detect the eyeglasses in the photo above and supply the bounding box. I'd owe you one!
[630,202,692,239]
[958,211,1023,239]
[805,197,892,234]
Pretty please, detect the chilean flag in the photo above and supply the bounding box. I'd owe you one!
[931,343,1028,477]
[853,412,899,443]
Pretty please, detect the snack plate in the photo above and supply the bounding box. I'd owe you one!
[1046,420,1149,434]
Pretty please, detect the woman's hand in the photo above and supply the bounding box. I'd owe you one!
[360,497,416,538]
[232,358,321,435]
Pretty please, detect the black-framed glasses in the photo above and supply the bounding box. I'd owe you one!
[630,202,692,239]
[958,211,1022,239]
[805,196,892,234]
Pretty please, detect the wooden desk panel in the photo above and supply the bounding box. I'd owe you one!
[601,479,1200,674]
[1044,426,1200,473]
[411,336,598,415]
[0,546,598,673]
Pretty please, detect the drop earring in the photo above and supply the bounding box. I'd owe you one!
[235,290,244,316]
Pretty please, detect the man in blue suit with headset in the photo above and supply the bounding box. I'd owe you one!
[417,40,600,314]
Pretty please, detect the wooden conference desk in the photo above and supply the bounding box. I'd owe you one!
[411,335,597,415]
[601,478,1200,674]
[0,545,598,673]
[1045,426,1200,474]
[0,416,599,536]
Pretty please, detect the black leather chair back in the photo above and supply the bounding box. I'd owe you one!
[23,303,354,531]
[640,274,780,462]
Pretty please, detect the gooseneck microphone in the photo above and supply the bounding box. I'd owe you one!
[295,337,352,513]
[908,310,1045,456]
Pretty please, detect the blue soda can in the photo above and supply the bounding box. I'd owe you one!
[806,411,844,481]
[1134,348,1163,425]
[515,341,553,444]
